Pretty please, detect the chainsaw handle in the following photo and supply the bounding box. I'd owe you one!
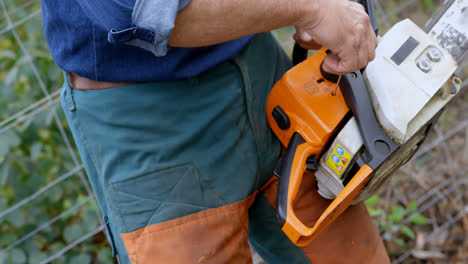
[275,133,312,228]
[275,132,374,245]
[292,42,309,65]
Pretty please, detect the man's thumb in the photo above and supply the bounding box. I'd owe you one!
[321,54,342,75]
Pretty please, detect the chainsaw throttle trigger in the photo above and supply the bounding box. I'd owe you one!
[306,157,319,171]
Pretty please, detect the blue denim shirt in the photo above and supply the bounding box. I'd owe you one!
[41,0,253,82]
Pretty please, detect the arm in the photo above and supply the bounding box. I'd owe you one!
[169,0,304,47]
[169,0,378,75]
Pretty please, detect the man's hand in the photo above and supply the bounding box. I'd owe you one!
[295,0,378,74]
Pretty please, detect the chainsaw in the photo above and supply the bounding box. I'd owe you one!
[266,0,467,246]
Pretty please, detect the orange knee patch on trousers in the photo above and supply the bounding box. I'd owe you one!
[120,194,257,264]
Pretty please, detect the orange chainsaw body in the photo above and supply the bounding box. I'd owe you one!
[266,49,349,152]
[266,49,374,246]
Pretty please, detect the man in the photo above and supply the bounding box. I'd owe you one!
[41,0,389,263]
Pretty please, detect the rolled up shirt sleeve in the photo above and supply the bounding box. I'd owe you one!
[130,0,192,56]
[77,0,192,57]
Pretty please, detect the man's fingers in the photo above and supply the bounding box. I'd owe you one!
[296,29,313,42]
[293,32,322,50]
[322,54,349,75]
[294,0,379,74]
[298,42,323,50]
[367,30,376,62]
[355,27,368,69]
[351,1,366,12]
[365,21,377,62]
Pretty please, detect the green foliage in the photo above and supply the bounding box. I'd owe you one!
[0,0,112,263]
[68,254,91,264]
[399,225,416,240]
[394,237,407,248]
[364,194,379,207]
[410,213,427,226]
[366,195,428,252]
[389,205,405,223]
[9,249,26,264]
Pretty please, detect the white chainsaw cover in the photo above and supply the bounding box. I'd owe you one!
[363,19,458,145]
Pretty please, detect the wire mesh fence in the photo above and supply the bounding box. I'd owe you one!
[0,0,466,263]
[0,0,107,263]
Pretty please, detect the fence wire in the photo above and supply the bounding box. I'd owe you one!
[0,0,466,263]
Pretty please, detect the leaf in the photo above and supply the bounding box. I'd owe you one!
[38,129,51,140]
[97,248,113,263]
[68,254,91,264]
[4,66,19,87]
[399,225,416,240]
[50,242,65,253]
[410,213,427,226]
[365,195,379,207]
[22,240,47,264]
[0,130,21,155]
[0,233,18,247]
[30,142,42,160]
[8,131,21,147]
[10,248,26,264]
[63,224,83,243]
[407,201,417,213]
[394,237,407,248]
[6,209,25,228]
[389,205,405,223]
[369,208,385,218]
[27,250,47,264]
[379,221,390,231]
[45,108,55,127]
[0,161,9,187]
[80,209,98,231]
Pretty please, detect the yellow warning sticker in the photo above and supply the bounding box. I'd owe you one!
[326,144,352,177]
